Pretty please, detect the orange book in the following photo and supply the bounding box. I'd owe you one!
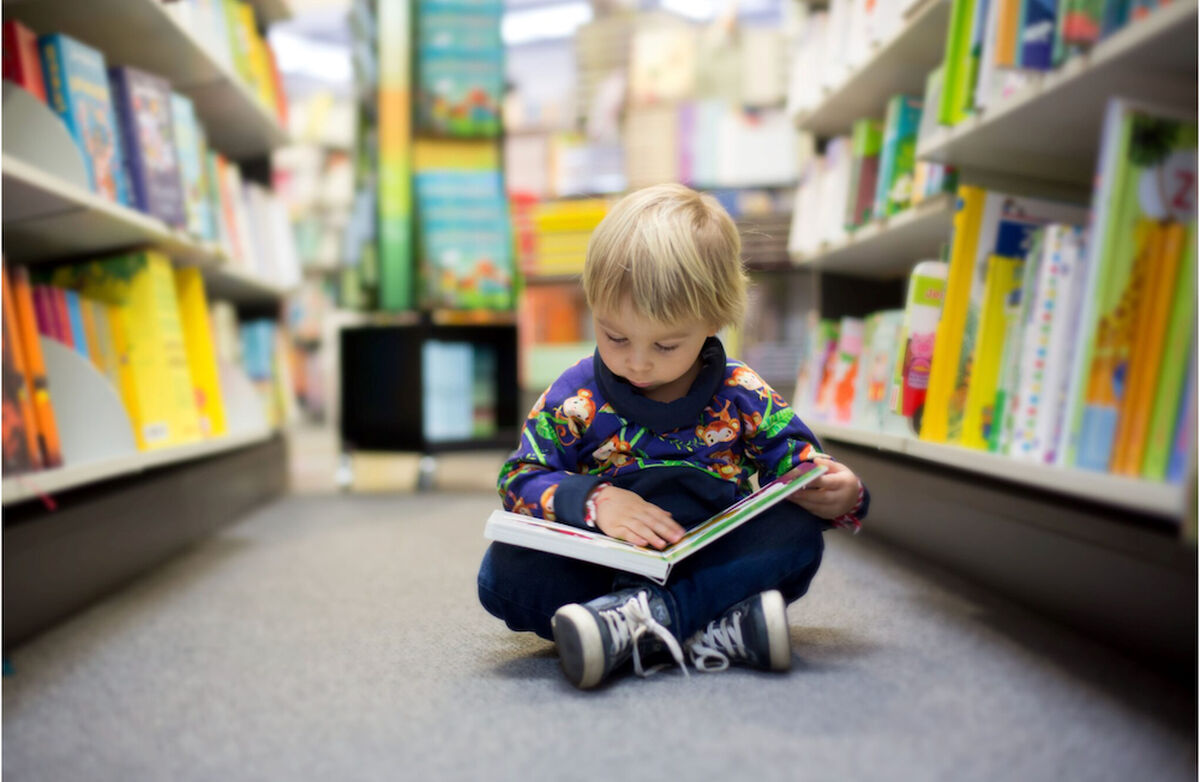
[10,266,62,467]
[2,266,44,470]
[994,0,1020,67]
[1111,223,1184,475]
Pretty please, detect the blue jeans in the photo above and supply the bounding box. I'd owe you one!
[477,502,827,641]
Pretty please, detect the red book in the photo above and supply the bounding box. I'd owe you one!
[50,286,73,347]
[2,20,47,103]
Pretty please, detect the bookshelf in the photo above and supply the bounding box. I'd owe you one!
[790,193,954,277]
[793,0,952,136]
[918,0,1198,183]
[809,421,1185,518]
[782,0,1197,670]
[1,153,293,305]
[5,0,290,159]
[1,0,294,647]
[249,0,294,24]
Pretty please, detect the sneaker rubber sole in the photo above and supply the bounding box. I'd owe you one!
[552,603,607,689]
[760,590,792,672]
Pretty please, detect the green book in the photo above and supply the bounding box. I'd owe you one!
[939,0,980,126]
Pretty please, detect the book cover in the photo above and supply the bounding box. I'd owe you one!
[1165,354,1195,484]
[63,289,90,361]
[484,463,828,584]
[988,229,1043,455]
[11,266,62,467]
[896,260,948,419]
[39,33,130,205]
[1110,221,1186,475]
[169,93,210,239]
[223,0,255,86]
[961,255,1025,449]
[1061,100,1197,471]
[830,317,864,424]
[1060,0,1105,44]
[1142,222,1196,480]
[3,20,47,102]
[52,251,202,450]
[174,267,228,439]
[50,286,74,347]
[2,265,44,473]
[853,309,907,433]
[109,66,187,228]
[78,293,102,369]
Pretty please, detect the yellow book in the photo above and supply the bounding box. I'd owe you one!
[174,267,228,438]
[54,252,202,451]
[920,185,986,442]
[240,6,277,112]
[960,255,1024,450]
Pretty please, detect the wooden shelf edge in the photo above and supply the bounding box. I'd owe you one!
[789,193,955,270]
[809,421,1186,520]
[1,428,276,506]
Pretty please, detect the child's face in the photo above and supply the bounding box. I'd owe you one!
[593,298,716,403]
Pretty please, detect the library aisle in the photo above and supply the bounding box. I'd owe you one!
[2,0,1197,778]
[2,459,1194,780]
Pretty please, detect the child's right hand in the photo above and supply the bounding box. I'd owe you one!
[592,486,685,550]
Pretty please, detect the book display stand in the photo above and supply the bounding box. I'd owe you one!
[786,0,1197,672]
[1,0,294,646]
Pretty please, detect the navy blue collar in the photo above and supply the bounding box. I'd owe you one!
[594,337,726,432]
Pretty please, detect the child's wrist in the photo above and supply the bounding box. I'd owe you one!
[584,482,613,529]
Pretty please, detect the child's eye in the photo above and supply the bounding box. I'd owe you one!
[655,343,678,352]
[605,333,627,344]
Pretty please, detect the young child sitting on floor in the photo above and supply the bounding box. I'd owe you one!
[477,183,869,689]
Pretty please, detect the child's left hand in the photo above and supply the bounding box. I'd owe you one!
[785,457,862,520]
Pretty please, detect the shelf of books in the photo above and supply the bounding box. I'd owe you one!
[918,0,1197,184]
[791,193,954,277]
[7,0,290,161]
[1,427,274,506]
[809,422,1185,518]
[792,0,952,136]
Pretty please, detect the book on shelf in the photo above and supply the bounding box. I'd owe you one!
[854,309,911,435]
[174,267,228,439]
[108,66,187,228]
[1060,99,1197,473]
[893,260,948,419]
[39,33,131,205]
[3,20,47,103]
[50,251,203,451]
[846,119,883,230]
[169,93,211,240]
[2,264,44,474]
[484,462,828,584]
[9,266,62,468]
[959,254,1025,449]
[874,95,923,221]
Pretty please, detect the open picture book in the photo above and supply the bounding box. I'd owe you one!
[483,462,827,584]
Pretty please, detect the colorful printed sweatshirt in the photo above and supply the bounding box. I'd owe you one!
[497,337,869,532]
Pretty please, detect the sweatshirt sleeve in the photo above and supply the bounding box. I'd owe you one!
[735,370,869,530]
[495,376,603,529]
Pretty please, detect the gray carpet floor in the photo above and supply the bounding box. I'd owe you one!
[3,491,1195,781]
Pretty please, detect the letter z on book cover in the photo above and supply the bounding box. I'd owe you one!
[484,463,828,584]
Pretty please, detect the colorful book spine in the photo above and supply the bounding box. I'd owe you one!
[987,233,1041,455]
[1060,0,1104,44]
[845,119,883,230]
[378,0,415,310]
[174,267,227,438]
[10,266,62,467]
[50,287,73,348]
[961,255,1025,449]
[2,20,47,103]
[170,93,210,238]
[921,186,986,441]
[873,95,923,220]
[1110,222,1186,475]
[1165,355,1196,484]
[63,289,90,361]
[38,33,131,205]
[1018,0,1057,69]
[896,260,949,419]
[1141,222,1197,480]
[109,66,187,228]
[2,265,44,473]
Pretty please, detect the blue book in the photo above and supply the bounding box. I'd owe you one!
[873,95,923,220]
[169,93,212,239]
[38,33,131,205]
[1018,0,1057,69]
[62,289,90,361]
[108,66,187,228]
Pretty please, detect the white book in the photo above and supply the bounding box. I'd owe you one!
[484,463,827,584]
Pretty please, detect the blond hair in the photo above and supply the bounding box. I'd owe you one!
[582,183,747,329]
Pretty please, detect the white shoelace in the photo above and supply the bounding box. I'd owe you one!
[600,592,689,679]
[687,610,747,672]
